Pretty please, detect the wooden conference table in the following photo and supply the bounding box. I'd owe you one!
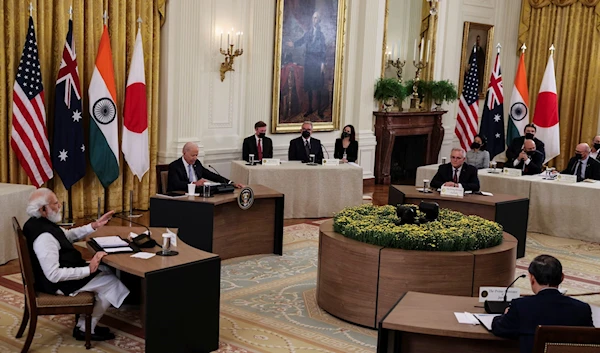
[388,185,529,258]
[416,164,600,242]
[230,160,363,219]
[377,292,518,353]
[149,184,284,259]
[87,226,220,353]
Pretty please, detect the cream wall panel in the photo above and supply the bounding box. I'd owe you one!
[159,0,385,180]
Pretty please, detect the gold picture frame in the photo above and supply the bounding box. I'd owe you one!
[458,22,494,100]
[271,0,346,133]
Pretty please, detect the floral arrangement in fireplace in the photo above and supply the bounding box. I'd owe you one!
[333,204,503,251]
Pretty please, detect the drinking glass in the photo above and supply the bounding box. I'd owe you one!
[162,234,171,255]
[249,154,254,165]
[309,154,315,164]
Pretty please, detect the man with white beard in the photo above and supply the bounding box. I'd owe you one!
[22,188,129,341]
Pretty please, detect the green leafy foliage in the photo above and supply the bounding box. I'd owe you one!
[333,204,504,252]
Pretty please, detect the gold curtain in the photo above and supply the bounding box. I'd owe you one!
[519,0,600,169]
[0,0,166,218]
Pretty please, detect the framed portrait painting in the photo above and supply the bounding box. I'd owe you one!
[458,22,494,100]
[271,0,346,133]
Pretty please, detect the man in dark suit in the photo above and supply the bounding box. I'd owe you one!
[491,255,594,353]
[506,124,546,163]
[590,135,600,160]
[242,121,273,162]
[430,148,480,191]
[288,121,324,164]
[561,143,600,181]
[167,142,243,192]
[508,139,544,175]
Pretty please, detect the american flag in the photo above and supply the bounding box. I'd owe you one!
[11,17,53,187]
[455,47,480,152]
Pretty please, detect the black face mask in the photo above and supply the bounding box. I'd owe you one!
[342,132,349,138]
[258,132,266,138]
[525,133,534,140]
[302,130,311,138]
[470,142,481,149]
[594,143,600,150]
[526,150,535,156]
[575,153,584,160]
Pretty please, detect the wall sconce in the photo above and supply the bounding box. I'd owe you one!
[219,29,244,82]
[427,0,440,16]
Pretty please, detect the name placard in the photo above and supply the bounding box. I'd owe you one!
[322,159,340,165]
[261,158,280,166]
[440,185,464,198]
[479,286,520,302]
[502,167,522,177]
[557,173,577,183]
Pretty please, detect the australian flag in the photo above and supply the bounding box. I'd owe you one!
[53,19,85,189]
[479,52,505,159]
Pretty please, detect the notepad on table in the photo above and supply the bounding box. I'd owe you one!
[93,236,129,248]
[104,247,134,253]
[472,313,500,331]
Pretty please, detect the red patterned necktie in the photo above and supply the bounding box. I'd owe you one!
[453,168,458,183]
[257,139,263,160]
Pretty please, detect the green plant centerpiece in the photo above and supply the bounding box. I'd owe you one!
[374,78,406,112]
[430,80,458,110]
[333,204,503,251]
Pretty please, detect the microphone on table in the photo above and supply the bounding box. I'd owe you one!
[484,274,527,314]
[321,143,330,159]
[208,164,221,176]
[109,214,160,248]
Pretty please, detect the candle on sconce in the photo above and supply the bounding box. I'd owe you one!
[426,39,431,63]
[420,38,424,61]
[220,31,223,50]
[392,44,397,60]
[413,39,417,61]
[241,32,243,50]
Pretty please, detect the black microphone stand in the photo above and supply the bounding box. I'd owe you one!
[484,274,526,314]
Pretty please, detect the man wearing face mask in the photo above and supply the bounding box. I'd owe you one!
[506,124,546,164]
[560,143,600,181]
[508,139,544,175]
[589,135,600,160]
[242,121,273,162]
[288,121,324,163]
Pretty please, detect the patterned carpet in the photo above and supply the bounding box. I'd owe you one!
[0,222,599,352]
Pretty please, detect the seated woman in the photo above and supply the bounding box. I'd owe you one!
[466,134,490,169]
[334,125,358,163]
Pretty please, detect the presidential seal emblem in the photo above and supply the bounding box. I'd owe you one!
[237,187,254,210]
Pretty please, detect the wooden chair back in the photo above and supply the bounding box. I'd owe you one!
[12,217,38,314]
[533,326,600,353]
[156,164,169,194]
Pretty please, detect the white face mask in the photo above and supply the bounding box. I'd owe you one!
[47,207,62,223]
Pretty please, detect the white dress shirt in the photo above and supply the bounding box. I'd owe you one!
[32,224,95,284]
[591,150,598,160]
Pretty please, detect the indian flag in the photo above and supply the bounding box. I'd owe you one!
[122,28,149,181]
[507,52,529,146]
[89,25,119,188]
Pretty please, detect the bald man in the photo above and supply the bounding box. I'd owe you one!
[509,139,544,175]
[561,143,600,182]
[167,142,243,192]
[590,136,600,160]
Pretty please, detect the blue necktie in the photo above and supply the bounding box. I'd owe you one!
[188,164,194,183]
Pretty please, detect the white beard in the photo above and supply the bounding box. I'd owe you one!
[47,208,62,223]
